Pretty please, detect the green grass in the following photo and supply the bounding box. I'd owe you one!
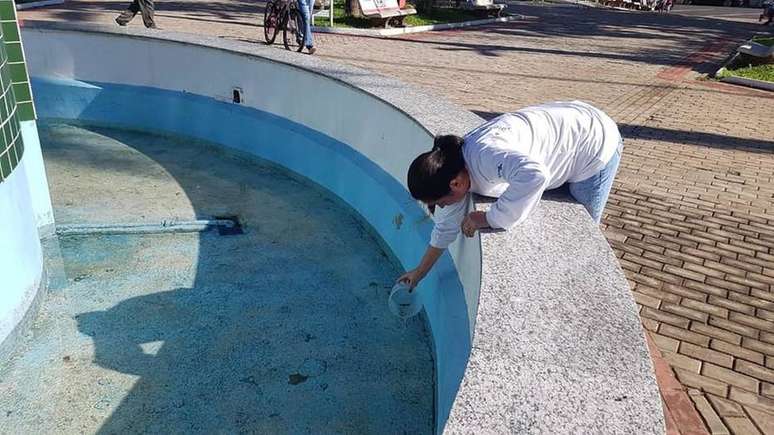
[720,63,774,83]
[719,53,774,83]
[404,8,484,26]
[313,0,482,28]
[752,36,774,47]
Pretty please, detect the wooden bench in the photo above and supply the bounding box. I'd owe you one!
[351,0,417,28]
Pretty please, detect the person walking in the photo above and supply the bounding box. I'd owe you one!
[297,0,316,54]
[760,0,774,25]
[398,101,623,288]
[115,0,157,29]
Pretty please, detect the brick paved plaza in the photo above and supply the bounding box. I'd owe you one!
[20,1,774,433]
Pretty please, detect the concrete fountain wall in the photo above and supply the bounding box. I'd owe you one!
[21,22,664,433]
[0,4,53,360]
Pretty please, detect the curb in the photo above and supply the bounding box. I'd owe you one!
[718,75,774,92]
[644,334,708,435]
[543,0,633,11]
[312,14,523,37]
[16,0,65,10]
[543,0,601,7]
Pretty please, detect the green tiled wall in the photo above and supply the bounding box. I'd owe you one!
[0,38,24,182]
[0,1,34,122]
[0,0,34,182]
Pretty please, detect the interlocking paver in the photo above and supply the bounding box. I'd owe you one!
[758,310,774,323]
[18,0,774,432]
[691,394,730,435]
[711,317,761,339]
[665,350,704,373]
[722,417,761,435]
[665,323,714,347]
[664,301,711,322]
[729,312,774,333]
[640,285,683,304]
[695,324,744,347]
[703,363,759,394]
[745,406,774,435]
[729,387,774,414]
[708,276,753,294]
[643,316,661,332]
[736,360,774,384]
[644,306,693,329]
[711,340,765,365]
[635,290,663,309]
[709,296,757,316]
[708,394,746,417]
[743,338,774,357]
[652,331,682,353]
[677,368,730,397]
[685,280,731,299]
[752,289,774,303]
[681,342,734,369]
[731,293,774,311]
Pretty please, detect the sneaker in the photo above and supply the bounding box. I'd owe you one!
[307,46,316,55]
[115,18,128,26]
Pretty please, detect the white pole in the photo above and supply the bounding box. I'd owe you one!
[330,0,334,26]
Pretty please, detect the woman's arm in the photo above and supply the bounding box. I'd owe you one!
[397,245,444,289]
[485,158,549,229]
[471,147,550,230]
[398,197,468,288]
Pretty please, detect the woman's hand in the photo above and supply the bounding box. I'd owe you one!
[397,269,424,289]
[461,211,489,237]
[396,247,443,290]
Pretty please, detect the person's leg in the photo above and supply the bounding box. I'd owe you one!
[138,0,156,28]
[296,0,315,50]
[568,144,622,224]
[115,0,140,25]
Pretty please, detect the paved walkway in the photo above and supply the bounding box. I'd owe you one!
[20,1,774,433]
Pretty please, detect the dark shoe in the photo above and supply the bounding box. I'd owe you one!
[115,17,128,26]
[307,46,316,55]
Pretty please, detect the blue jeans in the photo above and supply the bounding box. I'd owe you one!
[568,144,622,224]
[297,0,314,48]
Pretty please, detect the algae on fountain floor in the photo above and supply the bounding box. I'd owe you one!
[0,122,433,434]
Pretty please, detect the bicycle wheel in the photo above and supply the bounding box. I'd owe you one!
[264,1,280,45]
[283,6,305,52]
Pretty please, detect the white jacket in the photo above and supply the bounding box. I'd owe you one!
[430,101,621,249]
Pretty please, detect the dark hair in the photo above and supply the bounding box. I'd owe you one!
[407,135,466,202]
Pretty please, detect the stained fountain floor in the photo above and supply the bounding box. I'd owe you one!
[0,122,433,434]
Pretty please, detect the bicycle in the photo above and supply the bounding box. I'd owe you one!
[263,0,305,52]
